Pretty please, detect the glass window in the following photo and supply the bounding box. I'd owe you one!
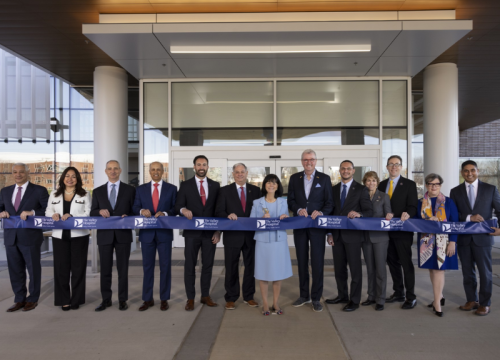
[383,80,407,126]
[382,128,407,178]
[179,167,222,184]
[71,142,94,175]
[329,166,372,187]
[172,81,273,146]
[70,87,93,109]
[55,141,70,173]
[0,141,54,173]
[55,79,70,109]
[228,166,270,189]
[144,83,168,129]
[144,129,169,183]
[70,110,93,140]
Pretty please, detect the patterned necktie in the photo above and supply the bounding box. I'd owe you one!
[152,183,159,213]
[340,184,347,209]
[240,186,246,211]
[14,187,22,212]
[388,180,394,199]
[199,180,206,206]
[468,184,475,209]
[110,184,116,209]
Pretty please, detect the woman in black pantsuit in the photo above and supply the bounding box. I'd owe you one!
[46,167,91,310]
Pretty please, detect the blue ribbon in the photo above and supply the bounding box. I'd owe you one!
[1,216,496,235]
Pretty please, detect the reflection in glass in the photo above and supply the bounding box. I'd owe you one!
[56,141,70,173]
[70,87,93,109]
[382,128,407,179]
[279,127,379,146]
[228,167,270,189]
[70,142,94,175]
[329,166,372,186]
[413,142,423,172]
[144,83,168,129]
[382,80,407,126]
[414,173,425,198]
[179,167,222,185]
[70,110,93,140]
[0,142,54,173]
[144,129,168,183]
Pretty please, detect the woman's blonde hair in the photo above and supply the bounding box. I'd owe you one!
[362,171,380,186]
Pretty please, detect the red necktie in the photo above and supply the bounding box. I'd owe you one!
[240,187,246,211]
[199,180,206,206]
[152,183,159,213]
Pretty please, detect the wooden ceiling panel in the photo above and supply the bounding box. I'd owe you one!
[150,3,279,12]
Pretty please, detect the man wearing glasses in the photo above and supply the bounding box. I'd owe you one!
[378,155,418,309]
[288,149,333,312]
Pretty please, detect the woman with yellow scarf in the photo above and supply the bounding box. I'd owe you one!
[416,173,459,317]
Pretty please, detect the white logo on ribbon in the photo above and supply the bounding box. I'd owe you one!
[195,219,205,228]
[34,218,43,227]
[318,217,328,227]
[381,220,391,229]
[257,220,266,229]
[74,219,83,228]
[135,218,144,227]
[442,224,452,233]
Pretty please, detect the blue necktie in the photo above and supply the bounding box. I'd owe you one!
[468,184,475,209]
[110,184,116,209]
[340,184,347,209]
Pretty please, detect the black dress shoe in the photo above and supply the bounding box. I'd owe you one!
[71,304,80,310]
[325,297,349,305]
[427,298,445,308]
[432,305,443,317]
[361,299,376,306]
[386,293,405,303]
[62,306,71,312]
[343,301,360,312]
[402,299,417,309]
[119,301,128,311]
[375,304,384,311]
[95,300,112,312]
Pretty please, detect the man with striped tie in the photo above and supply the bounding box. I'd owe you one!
[378,155,418,309]
[91,160,136,312]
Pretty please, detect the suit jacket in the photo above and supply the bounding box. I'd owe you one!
[175,177,220,239]
[287,170,334,217]
[378,176,418,240]
[250,197,288,243]
[45,191,92,238]
[366,189,392,244]
[215,182,260,247]
[331,180,373,243]
[90,182,136,245]
[450,180,500,247]
[0,182,49,246]
[133,181,177,243]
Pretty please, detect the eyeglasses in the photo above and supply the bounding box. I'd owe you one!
[426,183,442,187]
[387,163,401,168]
[302,159,317,163]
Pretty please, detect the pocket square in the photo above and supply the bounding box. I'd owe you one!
[315,183,321,188]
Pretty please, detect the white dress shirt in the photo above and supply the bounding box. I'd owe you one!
[236,183,246,200]
[11,181,29,205]
[107,180,120,204]
[465,178,479,221]
[195,176,209,198]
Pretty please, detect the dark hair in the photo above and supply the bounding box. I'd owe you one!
[261,174,283,199]
[387,155,403,166]
[340,160,354,168]
[54,167,87,197]
[193,155,209,165]
[461,160,478,170]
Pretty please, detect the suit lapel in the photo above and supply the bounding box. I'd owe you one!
[343,180,358,207]
[298,173,307,200]
[143,182,154,210]
[391,177,404,198]
[245,184,254,215]
[5,185,15,213]
[460,182,472,211]
[191,177,204,207]
[17,182,34,214]
[102,183,114,210]
[334,184,341,208]
[473,181,485,212]
[113,183,123,210]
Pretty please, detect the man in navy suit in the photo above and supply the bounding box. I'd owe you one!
[0,163,49,312]
[287,149,333,312]
[133,161,177,312]
[450,160,500,316]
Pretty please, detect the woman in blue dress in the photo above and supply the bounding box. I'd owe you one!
[415,173,459,317]
[250,174,293,316]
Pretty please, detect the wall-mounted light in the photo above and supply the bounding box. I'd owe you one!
[170,44,371,54]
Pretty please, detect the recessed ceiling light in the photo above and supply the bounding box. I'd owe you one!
[170,44,371,54]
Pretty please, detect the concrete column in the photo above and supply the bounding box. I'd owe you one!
[423,63,459,196]
[92,66,128,273]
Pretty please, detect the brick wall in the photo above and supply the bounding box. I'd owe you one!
[459,119,500,157]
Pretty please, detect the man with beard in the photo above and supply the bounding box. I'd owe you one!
[175,155,221,311]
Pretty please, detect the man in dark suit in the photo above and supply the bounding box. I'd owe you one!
[91,160,136,312]
[0,163,49,312]
[378,155,418,309]
[326,160,373,312]
[450,160,500,316]
[133,161,177,312]
[215,163,260,310]
[175,155,221,311]
[287,149,334,312]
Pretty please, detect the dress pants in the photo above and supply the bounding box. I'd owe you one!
[184,237,216,300]
[98,234,131,302]
[332,235,363,305]
[5,238,42,303]
[224,241,255,302]
[386,236,416,300]
[458,243,492,307]
[141,236,172,301]
[294,228,326,302]
[362,240,388,305]
[52,235,89,307]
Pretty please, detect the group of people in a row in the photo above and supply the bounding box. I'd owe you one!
[1,149,499,317]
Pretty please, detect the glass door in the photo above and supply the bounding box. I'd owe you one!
[324,156,378,187]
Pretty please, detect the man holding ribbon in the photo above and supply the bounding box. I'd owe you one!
[0,163,49,312]
[91,160,136,312]
[176,155,221,311]
[450,160,500,316]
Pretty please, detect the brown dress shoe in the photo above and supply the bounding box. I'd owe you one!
[475,306,490,316]
[160,300,169,311]
[6,302,26,312]
[22,302,38,312]
[185,299,195,311]
[139,300,154,312]
[225,302,236,310]
[459,301,479,311]
[244,299,259,308]
[201,296,218,307]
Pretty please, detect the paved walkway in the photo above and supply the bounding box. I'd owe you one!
[1,239,500,360]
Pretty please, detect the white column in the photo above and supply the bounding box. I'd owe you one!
[423,63,459,196]
[93,66,128,185]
